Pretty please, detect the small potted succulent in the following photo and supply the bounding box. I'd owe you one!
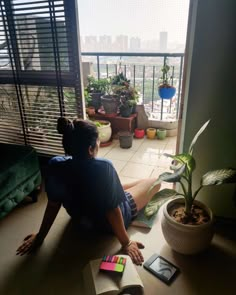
[158,58,176,99]
[145,120,236,254]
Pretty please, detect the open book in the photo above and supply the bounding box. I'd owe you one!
[131,207,158,229]
[83,255,143,295]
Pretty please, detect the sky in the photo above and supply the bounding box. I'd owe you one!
[78,0,190,43]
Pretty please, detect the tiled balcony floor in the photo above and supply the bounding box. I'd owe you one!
[98,136,176,186]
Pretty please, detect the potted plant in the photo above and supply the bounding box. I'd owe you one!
[85,76,110,112]
[158,59,176,99]
[145,120,236,254]
[101,72,139,117]
[111,72,130,86]
[84,90,95,116]
[112,75,139,117]
[99,77,120,116]
[113,86,136,117]
[94,120,112,145]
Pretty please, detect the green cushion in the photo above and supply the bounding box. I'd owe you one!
[0,171,41,219]
[0,143,42,218]
[0,143,40,201]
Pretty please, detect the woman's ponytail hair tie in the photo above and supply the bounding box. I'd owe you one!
[57,117,73,135]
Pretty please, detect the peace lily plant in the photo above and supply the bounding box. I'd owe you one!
[145,120,236,223]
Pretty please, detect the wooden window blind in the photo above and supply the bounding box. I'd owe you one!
[0,0,85,155]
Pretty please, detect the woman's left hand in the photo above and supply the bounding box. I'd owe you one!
[123,241,144,265]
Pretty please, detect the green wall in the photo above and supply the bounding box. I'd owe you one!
[180,0,236,217]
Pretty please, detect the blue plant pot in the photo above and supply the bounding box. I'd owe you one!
[158,86,176,99]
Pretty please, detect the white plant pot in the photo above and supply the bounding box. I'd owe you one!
[97,120,112,143]
[161,198,214,255]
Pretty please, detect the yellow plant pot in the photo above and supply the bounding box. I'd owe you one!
[146,128,156,139]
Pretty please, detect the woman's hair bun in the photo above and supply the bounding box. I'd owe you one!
[57,117,73,134]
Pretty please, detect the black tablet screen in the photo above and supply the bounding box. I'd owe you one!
[149,257,177,281]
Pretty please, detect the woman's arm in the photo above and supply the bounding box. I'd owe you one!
[106,207,144,265]
[16,200,61,255]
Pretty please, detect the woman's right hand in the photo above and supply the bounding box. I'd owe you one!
[16,233,43,256]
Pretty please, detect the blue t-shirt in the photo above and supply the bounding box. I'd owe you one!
[45,156,126,229]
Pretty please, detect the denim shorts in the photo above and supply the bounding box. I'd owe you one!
[119,191,138,229]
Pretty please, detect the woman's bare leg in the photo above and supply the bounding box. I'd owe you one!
[122,179,144,190]
[125,178,161,211]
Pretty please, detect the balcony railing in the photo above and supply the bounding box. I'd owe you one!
[81,52,184,121]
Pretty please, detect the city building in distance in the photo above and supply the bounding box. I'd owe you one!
[81,33,184,53]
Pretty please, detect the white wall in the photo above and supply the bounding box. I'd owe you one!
[180,0,236,217]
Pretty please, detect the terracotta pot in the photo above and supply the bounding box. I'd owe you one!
[134,128,145,139]
[86,106,95,116]
[161,198,214,255]
[146,128,156,139]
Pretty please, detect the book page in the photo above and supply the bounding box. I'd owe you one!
[88,258,119,295]
[83,256,143,295]
[119,256,144,290]
[83,263,97,295]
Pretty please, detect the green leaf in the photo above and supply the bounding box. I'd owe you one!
[144,200,165,217]
[189,120,210,155]
[170,161,182,171]
[201,168,236,186]
[149,165,186,193]
[150,188,179,202]
[165,153,196,173]
[144,189,178,217]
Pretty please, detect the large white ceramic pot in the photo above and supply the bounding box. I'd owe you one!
[161,197,214,255]
[96,120,112,143]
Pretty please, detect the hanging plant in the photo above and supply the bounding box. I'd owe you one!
[158,58,176,99]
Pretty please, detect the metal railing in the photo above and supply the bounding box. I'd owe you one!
[81,52,184,121]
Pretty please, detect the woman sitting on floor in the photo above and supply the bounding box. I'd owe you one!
[16,118,161,265]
